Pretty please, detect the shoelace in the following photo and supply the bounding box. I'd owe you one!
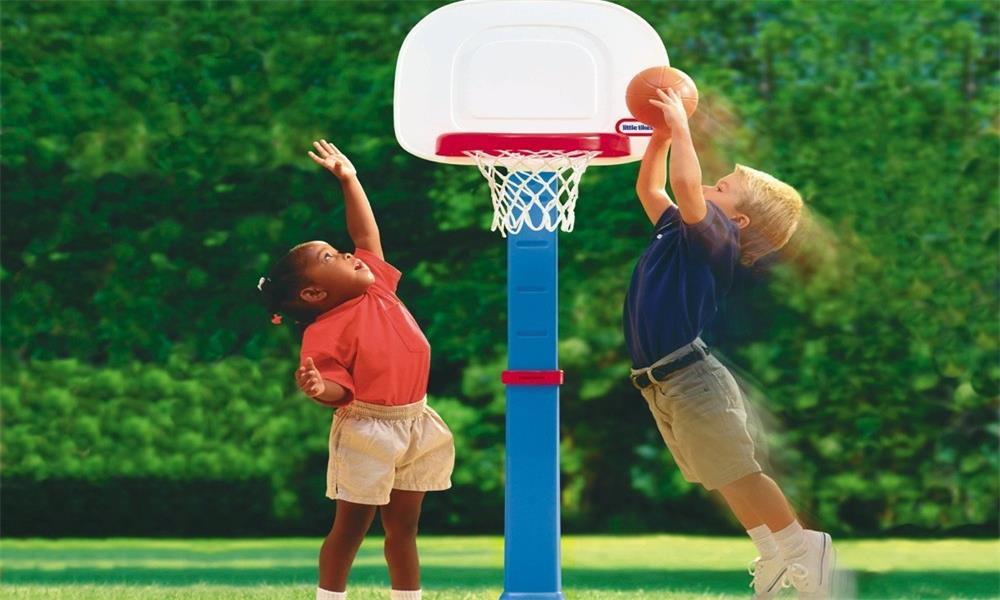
[747,557,762,588]
[747,556,763,587]
[781,562,809,589]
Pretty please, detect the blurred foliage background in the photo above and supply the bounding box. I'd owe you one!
[2,0,997,537]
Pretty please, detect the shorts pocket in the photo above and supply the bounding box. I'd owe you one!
[669,375,730,420]
[638,385,670,422]
[707,366,745,411]
[327,414,350,496]
[656,364,713,401]
[423,406,455,446]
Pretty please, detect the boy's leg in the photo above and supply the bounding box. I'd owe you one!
[718,473,787,598]
[380,488,425,592]
[719,472,814,559]
[717,471,796,532]
[719,472,835,598]
[319,499,378,592]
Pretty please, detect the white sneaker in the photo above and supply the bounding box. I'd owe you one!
[783,530,836,599]
[749,554,787,600]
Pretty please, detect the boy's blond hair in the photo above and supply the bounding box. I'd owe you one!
[733,164,804,265]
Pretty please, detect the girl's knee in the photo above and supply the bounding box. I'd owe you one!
[384,531,419,548]
[330,505,376,538]
[382,515,420,540]
[380,490,424,539]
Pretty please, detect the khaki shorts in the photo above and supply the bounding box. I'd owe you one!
[327,398,455,505]
[632,339,762,491]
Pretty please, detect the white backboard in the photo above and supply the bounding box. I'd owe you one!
[394,0,669,166]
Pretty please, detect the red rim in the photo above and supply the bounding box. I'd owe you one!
[436,133,630,157]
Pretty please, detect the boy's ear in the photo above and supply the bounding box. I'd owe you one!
[733,213,751,230]
[299,286,328,303]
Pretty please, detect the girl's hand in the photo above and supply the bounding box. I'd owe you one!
[649,88,690,134]
[295,357,326,398]
[308,139,357,180]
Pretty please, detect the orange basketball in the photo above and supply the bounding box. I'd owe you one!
[625,66,699,131]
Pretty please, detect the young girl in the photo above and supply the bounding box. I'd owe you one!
[257,140,455,600]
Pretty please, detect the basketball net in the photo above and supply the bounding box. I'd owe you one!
[465,149,599,237]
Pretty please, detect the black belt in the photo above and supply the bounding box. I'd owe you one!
[631,346,710,390]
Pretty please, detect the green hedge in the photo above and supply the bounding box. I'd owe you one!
[2,0,997,535]
[0,357,500,535]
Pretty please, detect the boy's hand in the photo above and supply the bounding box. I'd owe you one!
[295,357,326,398]
[308,139,357,180]
[650,130,672,145]
[649,88,690,134]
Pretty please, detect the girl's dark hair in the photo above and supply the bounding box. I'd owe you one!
[257,244,317,328]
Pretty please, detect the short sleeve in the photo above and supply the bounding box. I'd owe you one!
[300,329,356,400]
[653,204,679,230]
[301,349,355,400]
[682,202,739,270]
[354,248,402,293]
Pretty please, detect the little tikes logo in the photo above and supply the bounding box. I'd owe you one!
[616,118,653,136]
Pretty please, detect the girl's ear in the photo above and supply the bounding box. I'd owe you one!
[299,286,327,303]
[733,213,751,230]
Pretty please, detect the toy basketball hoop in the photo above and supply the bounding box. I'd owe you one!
[437,133,630,236]
[395,1,668,598]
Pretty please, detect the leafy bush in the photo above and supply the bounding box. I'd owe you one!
[0,356,502,534]
[2,0,996,535]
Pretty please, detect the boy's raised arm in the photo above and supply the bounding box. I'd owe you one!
[650,89,707,225]
[635,132,675,225]
[308,140,384,259]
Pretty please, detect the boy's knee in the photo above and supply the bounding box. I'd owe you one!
[720,470,765,494]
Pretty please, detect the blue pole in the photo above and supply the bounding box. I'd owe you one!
[499,171,564,600]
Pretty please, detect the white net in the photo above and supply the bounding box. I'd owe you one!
[465,149,598,237]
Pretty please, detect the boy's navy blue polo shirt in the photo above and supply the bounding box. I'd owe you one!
[623,201,739,368]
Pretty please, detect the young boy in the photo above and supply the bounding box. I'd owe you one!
[623,87,835,599]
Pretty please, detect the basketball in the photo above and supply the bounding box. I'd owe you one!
[625,66,699,131]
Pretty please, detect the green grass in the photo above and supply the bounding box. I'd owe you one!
[2,536,997,599]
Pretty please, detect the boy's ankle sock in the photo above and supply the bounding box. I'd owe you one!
[746,524,779,560]
[772,521,807,560]
[317,588,346,600]
[390,590,421,600]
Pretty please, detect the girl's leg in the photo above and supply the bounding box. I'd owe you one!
[380,489,425,590]
[718,471,797,532]
[319,499,378,592]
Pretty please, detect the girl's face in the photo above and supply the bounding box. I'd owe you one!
[298,241,374,307]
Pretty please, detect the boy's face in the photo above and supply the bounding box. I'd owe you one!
[702,171,750,229]
[297,241,375,306]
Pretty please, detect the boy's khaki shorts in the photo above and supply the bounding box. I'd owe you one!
[327,398,455,505]
[633,341,762,491]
